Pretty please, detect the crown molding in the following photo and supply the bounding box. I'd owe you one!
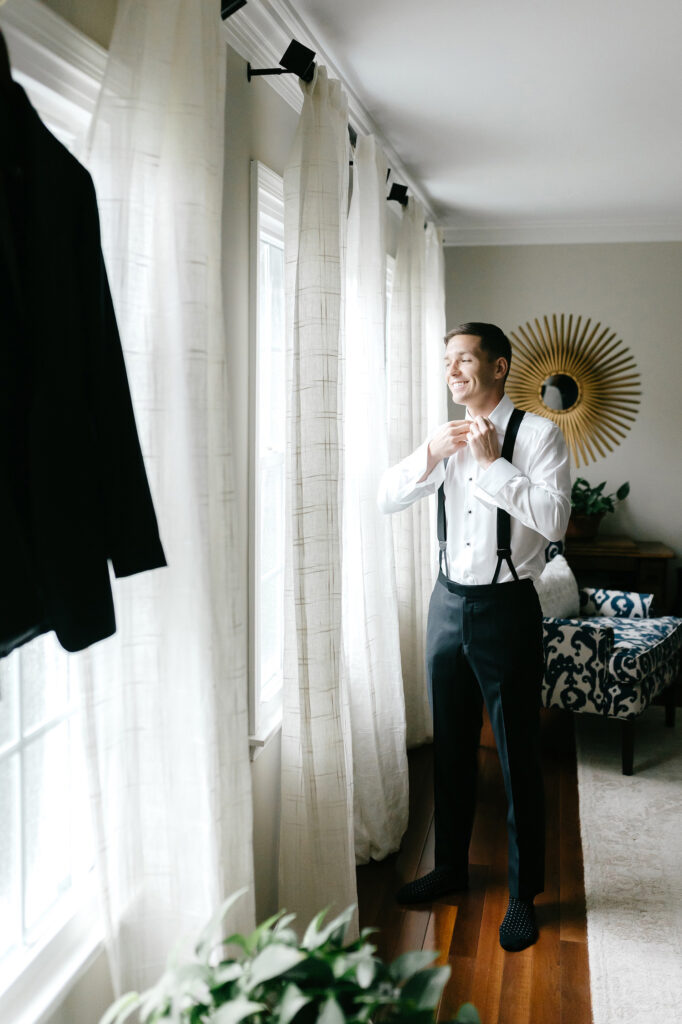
[0,0,106,151]
[220,0,437,222]
[0,0,105,104]
[220,0,303,112]
[442,219,682,247]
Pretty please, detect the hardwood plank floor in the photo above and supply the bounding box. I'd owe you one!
[356,708,591,1024]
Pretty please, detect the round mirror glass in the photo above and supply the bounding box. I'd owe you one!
[541,373,579,411]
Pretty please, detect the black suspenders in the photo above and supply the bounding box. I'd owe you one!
[437,408,526,584]
[491,407,525,583]
[437,456,450,577]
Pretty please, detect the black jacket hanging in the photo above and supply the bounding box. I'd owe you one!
[0,82,166,657]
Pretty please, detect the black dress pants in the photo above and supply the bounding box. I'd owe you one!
[426,571,545,899]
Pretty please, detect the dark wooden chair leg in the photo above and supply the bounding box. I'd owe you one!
[621,719,635,775]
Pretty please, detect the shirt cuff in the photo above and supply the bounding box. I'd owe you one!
[406,440,445,487]
[475,457,518,497]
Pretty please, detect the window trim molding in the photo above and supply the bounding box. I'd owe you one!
[248,160,286,758]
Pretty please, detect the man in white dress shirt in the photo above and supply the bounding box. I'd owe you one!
[378,323,571,951]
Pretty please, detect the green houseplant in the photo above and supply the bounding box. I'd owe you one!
[567,477,630,540]
[101,892,480,1024]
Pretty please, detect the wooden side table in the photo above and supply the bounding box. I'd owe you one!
[564,535,675,614]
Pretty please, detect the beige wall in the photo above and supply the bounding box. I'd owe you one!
[40,0,117,47]
[445,242,682,579]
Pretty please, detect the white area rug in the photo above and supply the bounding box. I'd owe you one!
[576,707,682,1024]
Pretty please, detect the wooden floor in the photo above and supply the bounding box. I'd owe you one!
[356,708,592,1024]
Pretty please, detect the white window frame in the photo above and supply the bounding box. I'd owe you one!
[248,160,286,756]
[0,3,106,1020]
[0,874,100,1024]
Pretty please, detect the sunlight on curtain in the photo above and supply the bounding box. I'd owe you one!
[344,134,409,864]
[388,201,448,748]
[78,0,254,993]
[279,66,357,931]
[425,220,449,563]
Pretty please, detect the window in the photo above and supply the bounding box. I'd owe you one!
[0,3,104,1015]
[249,161,286,751]
[0,638,94,998]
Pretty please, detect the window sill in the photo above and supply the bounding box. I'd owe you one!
[0,883,104,1024]
[248,719,282,760]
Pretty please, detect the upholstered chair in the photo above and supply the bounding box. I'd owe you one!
[537,552,681,774]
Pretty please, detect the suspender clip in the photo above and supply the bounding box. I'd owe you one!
[496,547,512,557]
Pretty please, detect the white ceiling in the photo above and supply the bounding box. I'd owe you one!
[292,0,682,244]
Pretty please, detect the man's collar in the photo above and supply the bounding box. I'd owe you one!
[465,393,513,426]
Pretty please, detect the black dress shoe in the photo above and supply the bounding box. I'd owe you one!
[395,866,469,905]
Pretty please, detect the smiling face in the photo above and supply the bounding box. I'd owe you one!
[444,333,507,416]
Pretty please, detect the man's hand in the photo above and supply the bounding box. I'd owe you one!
[419,421,470,480]
[467,416,501,469]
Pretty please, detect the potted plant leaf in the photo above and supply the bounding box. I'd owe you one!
[567,477,630,540]
[100,891,480,1024]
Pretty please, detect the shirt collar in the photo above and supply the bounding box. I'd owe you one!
[465,393,514,428]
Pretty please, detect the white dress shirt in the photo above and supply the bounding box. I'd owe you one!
[378,394,571,584]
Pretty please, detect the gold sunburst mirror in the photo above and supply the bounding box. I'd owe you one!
[506,314,641,467]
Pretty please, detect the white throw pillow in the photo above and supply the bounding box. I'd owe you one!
[534,554,580,618]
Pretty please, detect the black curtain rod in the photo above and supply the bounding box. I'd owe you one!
[247,39,316,83]
[221,0,247,17]
[348,126,409,204]
[238,20,411,208]
[222,4,415,209]
[387,182,408,207]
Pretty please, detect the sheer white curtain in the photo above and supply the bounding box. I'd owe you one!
[425,223,448,434]
[344,134,409,863]
[79,0,254,993]
[279,66,357,929]
[388,202,448,747]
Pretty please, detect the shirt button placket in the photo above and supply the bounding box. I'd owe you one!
[464,476,472,557]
